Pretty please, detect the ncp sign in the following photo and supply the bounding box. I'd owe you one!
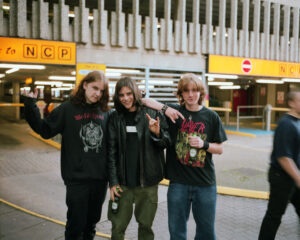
[0,37,76,65]
[208,55,300,78]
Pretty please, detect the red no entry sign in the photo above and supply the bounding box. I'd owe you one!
[242,59,252,73]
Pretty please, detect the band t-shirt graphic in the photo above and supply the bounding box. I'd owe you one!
[176,115,207,168]
[80,121,103,153]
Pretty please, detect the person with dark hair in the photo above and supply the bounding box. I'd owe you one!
[143,73,227,240]
[107,77,171,240]
[23,71,111,240]
[258,90,300,240]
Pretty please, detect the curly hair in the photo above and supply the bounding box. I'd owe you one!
[176,73,206,105]
[70,71,110,112]
[113,77,143,113]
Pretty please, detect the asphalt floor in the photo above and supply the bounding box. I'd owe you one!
[0,119,299,240]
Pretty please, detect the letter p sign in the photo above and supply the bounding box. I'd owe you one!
[58,47,71,61]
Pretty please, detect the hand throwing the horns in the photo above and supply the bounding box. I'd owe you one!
[146,113,160,137]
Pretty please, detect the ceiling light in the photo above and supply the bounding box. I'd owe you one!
[6,68,19,74]
[106,72,122,77]
[49,76,76,81]
[219,85,241,89]
[282,78,300,83]
[106,68,141,74]
[52,87,72,91]
[256,79,283,84]
[205,74,238,79]
[208,81,233,86]
[0,64,45,70]
[35,81,63,86]
[0,73,5,78]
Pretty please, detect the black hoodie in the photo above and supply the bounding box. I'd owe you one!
[24,97,111,183]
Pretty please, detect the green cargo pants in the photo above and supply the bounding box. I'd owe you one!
[108,184,158,240]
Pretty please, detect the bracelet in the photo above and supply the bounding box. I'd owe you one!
[161,104,169,114]
[202,140,209,150]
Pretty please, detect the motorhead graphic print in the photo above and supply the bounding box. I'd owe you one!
[175,115,207,168]
[80,121,103,153]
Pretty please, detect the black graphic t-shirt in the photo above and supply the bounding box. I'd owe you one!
[166,104,227,186]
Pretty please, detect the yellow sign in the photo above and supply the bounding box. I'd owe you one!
[209,55,300,78]
[76,63,106,85]
[0,37,76,65]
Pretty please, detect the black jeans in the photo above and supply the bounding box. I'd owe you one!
[258,167,300,240]
[65,179,108,240]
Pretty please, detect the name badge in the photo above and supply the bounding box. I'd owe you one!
[126,126,137,133]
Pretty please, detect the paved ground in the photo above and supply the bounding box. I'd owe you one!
[0,119,299,240]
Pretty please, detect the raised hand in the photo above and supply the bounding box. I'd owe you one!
[146,113,160,137]
[165,107,185,123]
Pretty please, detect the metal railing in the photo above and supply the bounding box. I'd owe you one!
[236,105,265,131]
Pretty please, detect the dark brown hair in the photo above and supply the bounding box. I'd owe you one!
[70,71,110,111]
[113,77,143,113]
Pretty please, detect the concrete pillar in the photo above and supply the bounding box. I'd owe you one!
[267,84,276,124]
[53,0,69,41]
[111,0,125,46]
[74,0,89,43]
[31,0,49,39]
[252,0,260,58]
[241,0,250,57]
[12,81,20,120]
[145,0,158,50]
[188,0,200,53]
[205,0,213,54]
[230,0,238,56]
[262,1,271,59]
[9,0,26,37]
[174,0,187,53]
[92,0,107,45]
[218,0,226,55]
[282,5,290,61]
[160,0,172,51]
[273,3,281,60]
[128,0,141,48]
[292,7,299,62]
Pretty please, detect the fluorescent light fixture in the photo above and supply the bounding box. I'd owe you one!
[0,64,45,70]
[49,76,76,81]
[0,73,5,78]
[282,78,300,83]
[208,81,233,86]
[21,87,31,91]
[106,72,122,77]
[219,85,241,89]
[52,87,72,91]
[6,68,19,74]
[62,83,74,87]
[205,74,238,79]
[256,79,283,84]
[106,68,141,74]
[35,81,63,86]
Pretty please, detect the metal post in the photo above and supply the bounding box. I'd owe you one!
[265,104,272,131]
[236,106,240,131]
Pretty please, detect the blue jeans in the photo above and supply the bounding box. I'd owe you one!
[167,182,217,240]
